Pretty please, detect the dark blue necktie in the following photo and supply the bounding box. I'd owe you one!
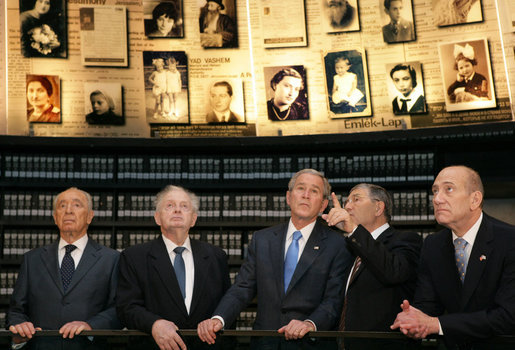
[284,231,302,292]
[61,244,77,292]
[454,238,468,283]
[174,247,186,299]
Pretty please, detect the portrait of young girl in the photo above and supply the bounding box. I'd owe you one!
[438,39,496,111]
[84,82,124,126]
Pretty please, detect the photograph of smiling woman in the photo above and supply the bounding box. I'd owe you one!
[144,0,184,38]
[19,0,67,57]
[25,74,61,123]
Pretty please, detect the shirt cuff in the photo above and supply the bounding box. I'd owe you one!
[12,342,27,350]
[437,318,443,335]
[211,315,225,329]
[304,319,317,331]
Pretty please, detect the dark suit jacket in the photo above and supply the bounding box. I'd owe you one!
[382,18,415,43]
[206,110,241,123]
[344,225,422,331]
[116,236,231,333]
[213,219,352,331]
[7,238,121,349]
[414,213,515,349]
[392,95,426,115]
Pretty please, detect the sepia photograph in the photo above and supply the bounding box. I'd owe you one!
[264,66,309,121]
[205,79,245,124]
[323,49,371,118]
[144,0,184,38]
[19,0,67,57]
[143,51,189,124]
[432,0,482,27]
[199,0,237,48]
[26,74,61,123]
[322,0,360,33]
[84,82,124,126]
[380,0,415,43]
[439,39,496,111]
[386,61,426,115]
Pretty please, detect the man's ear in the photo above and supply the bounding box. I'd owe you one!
[376,201,386,217]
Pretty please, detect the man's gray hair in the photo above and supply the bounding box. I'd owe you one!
[155,185,200,213]
[350,183,393,222]
[53,187,93,212]
[288,169,331,200]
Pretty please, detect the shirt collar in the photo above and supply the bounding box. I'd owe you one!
[287,219,316,242]
[452,212,483,246]
[213,110,230,121]
[59,234,88,252]
[370,223,390,240]
[162,234,192,254]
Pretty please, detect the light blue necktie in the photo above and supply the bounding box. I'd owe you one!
[284,230,302,292]
[174,247,186,298]
[61,244,77,292]
[454,238,468,283]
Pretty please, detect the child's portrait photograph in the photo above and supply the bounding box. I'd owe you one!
[144,0,184,38]
[142,51,189,124]
[438,38,496,112]
[84,82,124,125]
[321,0,360,34]
[323,49,371,118]
[380,0,415,43]
[205,79,245,124]
[264,65,309,122]
[26,74,61,123]
[432,0,482,27]
[385,61,426,115]
[19,0,67,58]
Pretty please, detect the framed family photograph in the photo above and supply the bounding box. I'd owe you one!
[84,82,124,126]
[323,49,371,118]
[26,74,61,123]
[144,0,184,38]
[199,0,238,48]
[19,0,67,57]
[264,65,309,121]
[205,79,245,124]
[385,61,426,115]
[143,51,189,124]
[432,0,482,27]
[322,0,360,33]
[438,38,496,112]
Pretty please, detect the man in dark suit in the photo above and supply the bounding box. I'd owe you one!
[7,187,120,349]
[116,185,231,350]
[198,169,352,349]
[206,81,242,123]
[391,166,515,349]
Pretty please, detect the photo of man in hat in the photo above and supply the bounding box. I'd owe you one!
[199,0,237,48]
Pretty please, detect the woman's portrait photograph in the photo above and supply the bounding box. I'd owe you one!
[144,0,184,38]
[205,79,245,124]
[264,65,309,122]
[438,38,496,111]
[385,61,427,115]
[84,82,124,126]
[143,50,189,124]
[323,49,371,118]
[19,0,67,58]
[26,74,61,123]
[432,0,482,27]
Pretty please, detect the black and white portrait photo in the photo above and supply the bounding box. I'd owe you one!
[381,0,415,43]
[323,49,371,118]
[144,0,184,38]
[439,39,496,111]
[322,0,360,33]
[264,66,309,122]
[386,62,426,115]
[84,82,124,126]
[205,79,245,124]
[199,0,237,48]
[19,0,67,58]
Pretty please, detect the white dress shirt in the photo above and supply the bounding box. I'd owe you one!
[162,235,195,314]
[58,234,88,268]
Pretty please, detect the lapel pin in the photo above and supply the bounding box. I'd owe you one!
[314,246,319,250]
[479,255,486,261]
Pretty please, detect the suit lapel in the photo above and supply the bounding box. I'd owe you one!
[40,241,63,294]
[65,239,102,294]
[440,230,463,307]
[150,237,188,315]
[270,223,287,297]
[286,221,324,294]
[190,239,208,316]
[462,217,493,307]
